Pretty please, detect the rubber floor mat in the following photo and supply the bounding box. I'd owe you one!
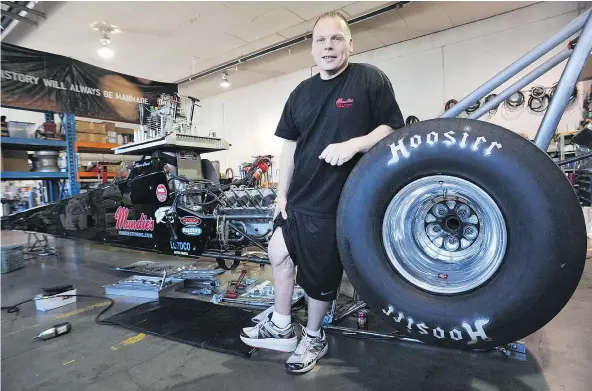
[104,297,258,358]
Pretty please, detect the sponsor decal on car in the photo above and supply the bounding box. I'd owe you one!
[133,161,152,168]
[182,227,202,236]
[180,216,201,226]
[114,207,155,238]
[156,184,168,203]
[170,241,191,255]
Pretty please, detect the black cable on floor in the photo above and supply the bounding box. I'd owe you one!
[1,294,117,325]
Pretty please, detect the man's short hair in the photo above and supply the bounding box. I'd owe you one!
[312,11,351,39]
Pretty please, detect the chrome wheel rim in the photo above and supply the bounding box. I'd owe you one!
[382,175,507,294]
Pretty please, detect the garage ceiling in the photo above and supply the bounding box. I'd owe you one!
[3,1,537,98]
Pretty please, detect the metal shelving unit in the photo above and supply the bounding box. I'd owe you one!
[76,141,120,153]
[64,113,80,196]
[1,137,66,150]
[78,171,115,180]
[548,132,577,174]
[1,172,69,180]
[1,111,80,205]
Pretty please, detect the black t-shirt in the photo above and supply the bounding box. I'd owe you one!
[275,62,405,217]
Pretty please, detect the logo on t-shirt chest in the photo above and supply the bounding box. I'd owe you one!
[336,98,354,108]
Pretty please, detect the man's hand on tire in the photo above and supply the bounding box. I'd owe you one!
[275,196,288,219]
[319,139,360,166]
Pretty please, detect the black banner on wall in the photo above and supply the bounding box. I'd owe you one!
[0,43,178,123]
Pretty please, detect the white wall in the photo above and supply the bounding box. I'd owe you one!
[183,67,314,180]
[1,107,47,131]
[175,3,588,178]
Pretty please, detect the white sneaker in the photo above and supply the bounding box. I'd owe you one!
[240,312,297,352]
[285,326,328,374]
[251,305,275,325]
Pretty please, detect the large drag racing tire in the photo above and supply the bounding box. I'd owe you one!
[337,118,586,350]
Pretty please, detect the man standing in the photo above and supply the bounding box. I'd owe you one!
[240,11,405,374]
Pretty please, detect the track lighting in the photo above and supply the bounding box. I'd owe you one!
[220,70,230,88]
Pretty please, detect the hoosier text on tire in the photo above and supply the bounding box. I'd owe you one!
[337,118,586,350]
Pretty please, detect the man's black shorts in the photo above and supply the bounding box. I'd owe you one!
[273,208,343,302]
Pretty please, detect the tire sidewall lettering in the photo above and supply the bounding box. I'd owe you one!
[388,128,503,165]
[382,304,492,346]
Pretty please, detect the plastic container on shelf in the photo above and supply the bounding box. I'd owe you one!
[7,121,36,138]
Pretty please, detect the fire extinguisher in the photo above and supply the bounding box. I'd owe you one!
[252,161,270,182]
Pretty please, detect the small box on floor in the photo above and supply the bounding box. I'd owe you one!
[1,245,25,273]
[34,289,77,312]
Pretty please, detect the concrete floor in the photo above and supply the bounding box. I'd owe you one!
[1,230,591,391]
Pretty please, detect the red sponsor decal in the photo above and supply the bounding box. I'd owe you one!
[115,207,155,231]
[156,184,167,203]
[336,98,353,108]
[180,216,201,226]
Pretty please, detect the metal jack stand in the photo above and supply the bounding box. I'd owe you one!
[25,232,59,258]
[322,287,527,360]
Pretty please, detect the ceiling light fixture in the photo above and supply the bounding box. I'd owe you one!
[90,22,121,59]
[97,44,114,59]
[220,70,230,88]
[97,35,113,58]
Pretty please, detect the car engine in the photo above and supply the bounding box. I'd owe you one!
[162,155,277,254]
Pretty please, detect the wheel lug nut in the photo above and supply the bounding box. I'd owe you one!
[456,205,470,218]
[433,204,448,217]
[427,223,442,236]
[444,236,459,251]
[463,225,478,240]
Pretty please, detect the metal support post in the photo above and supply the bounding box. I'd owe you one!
[557,150,592,166]
[49,180,53,202]
[64,113,80,196]
[535,11,592,150]
[467,49,572,120]
[25,232,59,258]
[58,180,69,199]
[41,180,58,203]
[440,9,591,118]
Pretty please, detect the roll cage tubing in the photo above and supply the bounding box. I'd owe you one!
[439,8,592,154]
